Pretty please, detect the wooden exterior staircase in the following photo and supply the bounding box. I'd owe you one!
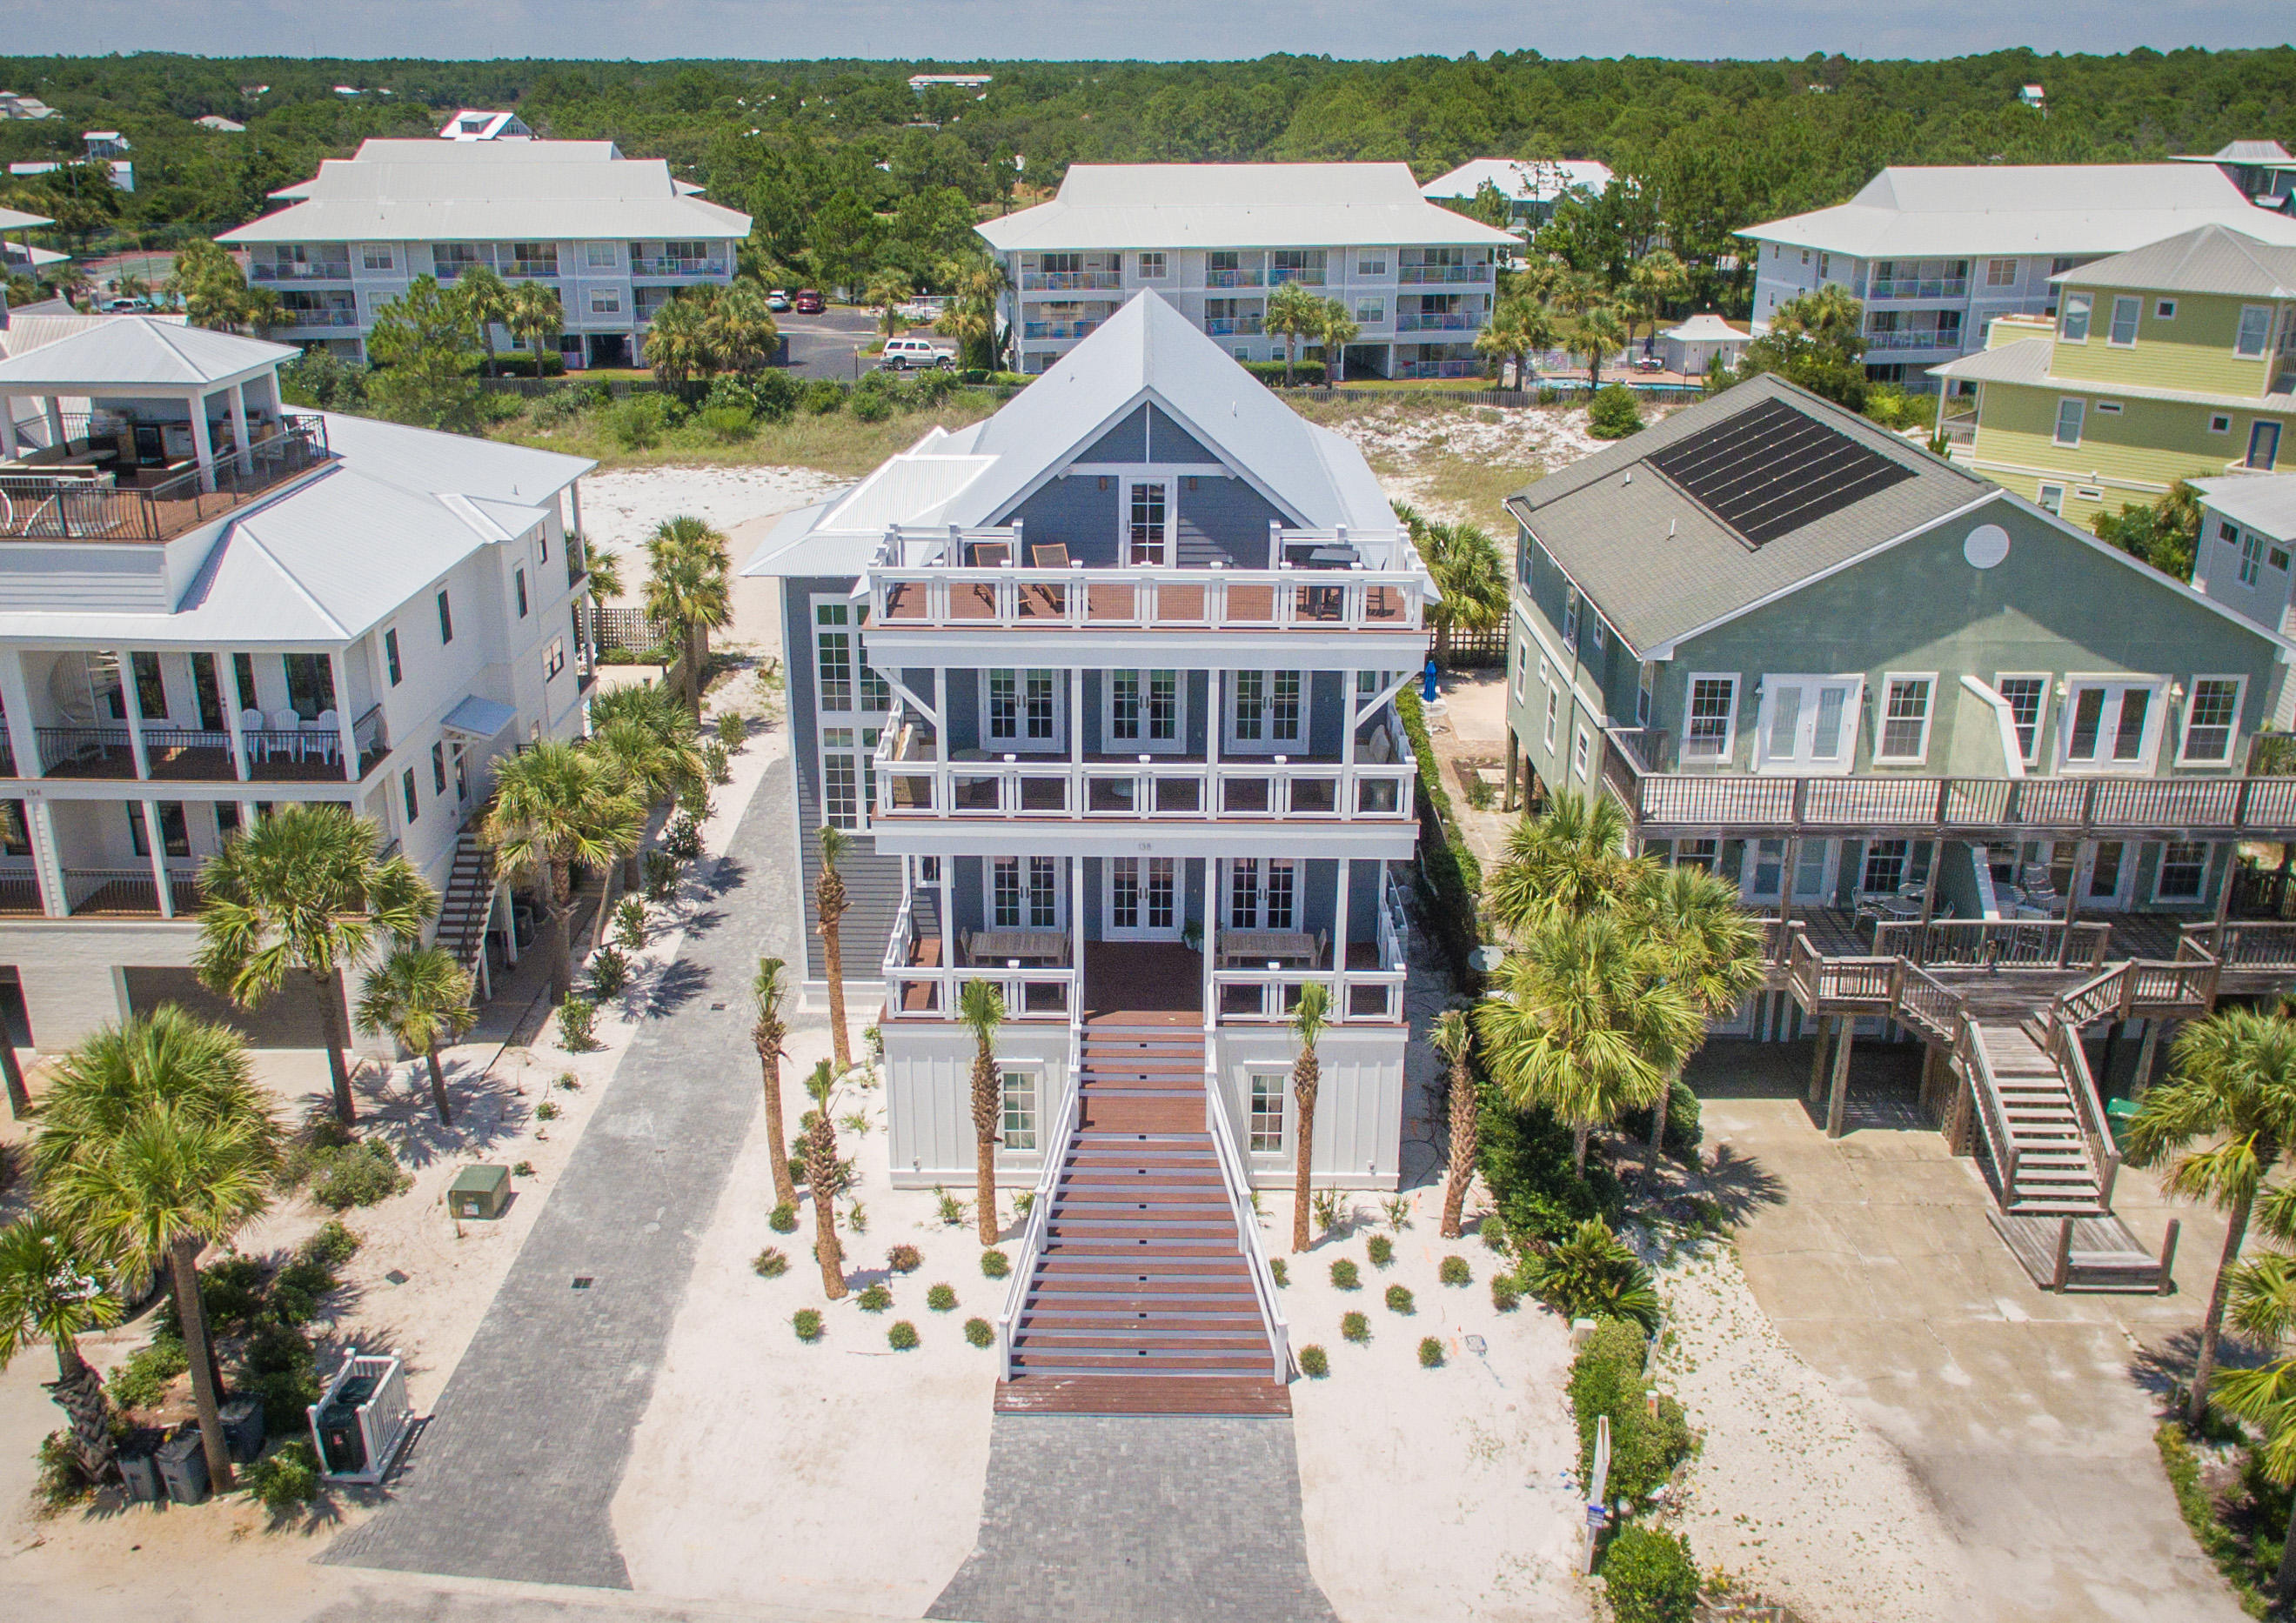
[433,827,494,978]
[1965,1019,2110,1215]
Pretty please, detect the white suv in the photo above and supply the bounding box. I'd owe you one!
[880,336,956,371]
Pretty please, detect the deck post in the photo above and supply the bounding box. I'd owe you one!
[1503,728,1518,812]
[1779,834,1803,930]
[2158,1219,2181,1294]
[2099,1020,2122,1092]
[2214,845,2239,927]
[1826,1017,1855,1139]
[1920,838,1943,925]
[1918,1041,1947,1123]
[2058,844,2085,968]
[1808,1015,1831,1105]
[2132,1019,2162,1099]
[2051,1218,2073,1292]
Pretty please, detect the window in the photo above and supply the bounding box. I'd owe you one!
[2241,532,2265,585]
[2211,413,2232,435]
[131,651,167,721]
[2038,483,2065,515]
[590,290,622,315]
[384,628,401,686]
[1818,253,1831,279]
[1229,859,1259,929]
[1572,725,1591,780]
[586,241,617,269]
[1135,251,1165,280]
[1041,252,1081,276]
[814,600,854,712]
[2108,296,2139,346]
[1357,254,1388,276]
[2158,841,2209,902]
[1230,670,1302,750]
[1512,641,1528,703]
[2062,680,2161,769]
[2052,398,2085,446]
[361,244,394,272]
[1356,298,1384,324]
[1562,590,1580,645]
[2051,257,2078,277]
[1108,668,1181,751]
[1673,838,1718,872]
[401,768,418,823]
[1543,685,1558,751]
[431,741,448,796]
[1996,675,2047,761]
[1683,676,1737,761]
[2058,291,2092,343]
[2237,305,2273,358]
[1231,859,1295,930]
[1107,856,1176,936]
[1985,257,2017,287]
[1233,347,1251,361]
[1121,477,1174,565]
[985,668,1059,749]
[2273,547,2292,572]
[514,567,528,618]
[2181,678,2244,765]
[1248,1072,1285,1152]
[2155,298,2178,320]
[126,802,190,860]
[544,638,566,682]
[1756,677,1862,772]
[1861,838,1911,894]
[821,726,860,828]
[1590,614,1605,651]
[2095,400,2122,415]
[436,589,454,645]
[1799,249,1809,264]
[1637,663,1654,726]
[1878,675,1934,762]
[988,857,1061,930]
[1001,1071,1037,1151]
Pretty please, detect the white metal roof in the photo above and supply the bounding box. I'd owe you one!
[1661,313,1750,342]
[1743,164,2296,258]
[0,309,188,364]
[1419,158,1611,204]
[2192,474,2296,539]
[976,164,1520,253]
[2175,139,2296,171]
[222,137,746,244]
[0,317,291,391]
[0,204,52,231]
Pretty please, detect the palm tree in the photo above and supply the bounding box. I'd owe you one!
[2217,1219,2296,1599]
[1475,912,1702,1172]
[1402,510,1508,667]
[0,1216,122,1479]
[802,1058,846,1299]
[1317,299,1359,384]
[587,695,706,896]
[816,826,853,1072]
[1267,280,1324,385]
[195,805,435,1126]
[1571,303,1629,391]
[1485,787,1651,938]
[35,1008,281,1493]
[355,946,476,1126]
[1627,864,1764,1158]
[484,742,645,1005]
[1623,249,1689,350]
[936,255,1008,371]
[702,281,778,373]
[1289,980,1330,1252]
[2123,1009,2296,1426]
[961,979,1007,1244]
[1476,297,1558,388]
[644,516,733,725]
[865,270,912,339]
[456,264,512,377]
[1434,1008,1480,1239]
[505,281,563,375]
[753,958,799,1210]
[645,295,713,395]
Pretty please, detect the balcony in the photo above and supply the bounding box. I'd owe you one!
[499,259,559,279]
[630,257,724,278]
[1396,312,1478,332]
[0,421,332,544]
[1021,270,1122,291]
[1021,321,1101,342]
[62,867,204,918]
[1867,277,1968,301]
[248,261,351,283]
[1599,725,2296,837]
[1391,359,1481,379]
[1212,871,1409,1023]
[1864,329,1964,352]
[278,307,358,330]
[882,889,1077,1021]
[1399,264,1491,284]
[1268,268,1325,286]
[31,705,386,785]
[1206,269,1266,289]
[1203,317,1264,337]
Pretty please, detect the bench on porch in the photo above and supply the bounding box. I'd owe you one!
[961,928,1068,965]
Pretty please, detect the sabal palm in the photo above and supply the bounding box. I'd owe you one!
[2123,1009,2296,1424]
[505,281,562,373]
[1626,864,1764,1154]
[703,281,778,372]
[1475,912,1701,1171]
[1318,300,1358,384]
[936,256,1007,371]
[2220,1229,2296,1596]
[753,958,798,1210]
[36,1008,280,1493]
[1476,297,1557,387]
[456,264,511,376]
[1289,981,1330,1252]
[1624,250,1688,345]
[484,741,644,1005]
[1485,788,1650,938]
[644,294,713,392]
[1413,514,1508,667]
[865,270,912,337]
[803,1059,846,1299]
[1572,304,1629,389]
[0,1216,122,1477]
[1434,1008,1479,1239]
[589,705,706,892]
[816,825,853,1072]
[1268,280,1324,384]
[355,946,475,1126]
[961,980,1007,1244]
[644,516,733,723]
[196,804,434,1125]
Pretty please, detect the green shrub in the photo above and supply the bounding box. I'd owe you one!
[612,896,648,951]
[106,1339,188,1411]
[1298,1345,1329,1379]
[251,1365,323,1433]
[1569,1319,1693,1504]
[1329,1259,1361,1291]
[36,1432,91,1512]
[1600,1526,1699,1623]
[887,1244,922,1273]
[802,378,847,415]
[793,1308,825,1342]
[300,1220,360,1268]
[696,403,755,442]
[308,1139,411,1211]
[588,945,631,998]
[608,393,672,449]
[927,1283,957,1311]
[887,1319,920,1351]
[665,815,704,863]
[556,996,599,1052]
[1440,1256,1472,1286]
[1241,358,1327,387]
[1480,1215,1509,1253]
[1418,1336,1445,1368]
[198,1256,270,1332]
[1341,1311,1369,1343]
[1397,689,1482,978]
[1536,384,1563,406]
[1386,1285,1416,1314]
[1491,1274,1521,1312]
[534,1099,560,1123]
[1366,1234,1394,1268]
[981,1248,1010,1279]
[244,1320,312,1377]
[643,850,679,901]
[769,1202,799,1234]
[1620,1079,1704,1160]
[268,1255,338,1326]
[752,1247,789,1279]
[857,1282,892,1312]
[243,1439,321,1519]
[1269,1257,1289,1287]
[705,740,733,785]
[849,390,893,423]
[1477,1091,1618,1246]
[1588,383,1644,439]
[715,711,748,751]
[964,1316,994,1346]
[1527,1219,1661,1331]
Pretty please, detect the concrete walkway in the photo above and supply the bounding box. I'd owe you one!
[928,1414,1339,1623]
[1691,1039,2246,1623]
[322,755,799,1589]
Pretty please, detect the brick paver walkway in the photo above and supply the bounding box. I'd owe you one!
[927,1414,1338,1623]
[323,756,798,1588]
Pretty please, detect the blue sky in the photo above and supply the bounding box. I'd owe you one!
[17,2,2295,63]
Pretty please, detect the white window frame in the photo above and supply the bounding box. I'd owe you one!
[1562,590,1580,646]
[1636,663,1654,726]
[2237,305,2273,358]
[1122,475,1175,565]
[1356,297,1384,325]
[1751,675,1864,776]
[2154,840,2212,905]
[2155,298,2178,320]
[1103,855,1181,941]
[1993,672,2051,765]
[986,855,1066,932]
[1874,672,1937,765]
[981,668,1065,753]
[585,240,618,270]
[2038,483,2066,515]
[590,289,622,316]
[2210,413,2232,435]
[2240,532,2265,586]
[1572,723,1591,781]
[1104,667,1186,755]
[2058,291,2092,343]
[1135,251,1166,280]
[2052,397,2085,447]
[1000,1067,1041,1152]
[1226,669,1304,755]
[2058,676,2167,774]
[1512,640,1528,703]
[1543,685,1559,752]
[1246,1071,1288,1154]
[1985,257,2017,288]
[360,244,394,272]
[1681,673,1738,765]
[2178,675,2246,767]
[2107,296,2140,347]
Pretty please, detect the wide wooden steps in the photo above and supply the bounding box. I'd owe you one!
[1974,1019,2108,1216]
[994,1374,1290,1416]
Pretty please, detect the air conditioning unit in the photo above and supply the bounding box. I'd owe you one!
[308,1347,414,1485]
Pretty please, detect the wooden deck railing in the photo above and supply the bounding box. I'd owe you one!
[2046,1015,2122,1208]
[2182,920,2296,971]
[1958,1020,2021,1196]
[1871,918,2112,972]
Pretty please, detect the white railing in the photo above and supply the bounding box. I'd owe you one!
[249,260,351,282]
[873,748,1415,825]
[1021,270,1122,291]
[1209,875,1409,1024]
[1399,264,1491,284]
[879,889,1077,1023]
[1396,312,1479,331]
[995,1030,1082,1380]
[1206,1059,1291,1383]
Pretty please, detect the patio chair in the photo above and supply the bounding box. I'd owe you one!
[2018,864,2065,914]
[1029,544,1072,569]
[307,709,341,764]
[968,540,1012,569]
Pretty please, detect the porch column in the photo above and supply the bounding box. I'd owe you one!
[1202,856,1218,1019]
[43,397,64,444]
[1826,1018,1855,1139]
[216,651,251,781]
[1808,1016,1831,1105]
[1778,834,1802,928]
[2133,1019,2164,1099]
[1504,728,1519,812]
[934,670,947,763]
[189,391,217,494]
[114,650,151,780]
[0,648,40,778]
[1069,667,1082,769]
[2058,843,2086,969]
[939,854,954,996]
[568,481,584,558]
[1342,671,1359,768]
[331,650,358,780]
[141,799,173,919]
[228,381,253,477]
[0,395,17,460]
[27,796,65,918]
[1070,854,1083,1004]
[2213,843,2239,926]
[1331,857,1352,1016]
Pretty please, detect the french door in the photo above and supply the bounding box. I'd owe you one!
[2075,840,2136,910]
[2059,680,2161,770]
[1752,677,1862,773]
[1740,838,1837,906]
[1106,856,1180,940]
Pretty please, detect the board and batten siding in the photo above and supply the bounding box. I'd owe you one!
[884,1023,1072,1188]
[1215,1025,1405,1190]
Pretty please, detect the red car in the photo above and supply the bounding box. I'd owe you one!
[793,289,825,314]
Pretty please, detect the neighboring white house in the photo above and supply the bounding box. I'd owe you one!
[438,110,533,142]
[1418,157,1612,230]
[2191,474,2296,689]
[1741,163,2296,385]
[1657,312,1750,377]
[0,94,60,122]
[2173,139,2296,210]
[195,115,247,134]
[9,158,133,193]
[216,138,750,367]
[0,318,596,1052]
[976,163,1519,379]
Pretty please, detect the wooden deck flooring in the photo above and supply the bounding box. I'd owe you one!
[1988,1209,2172,1292]
[1083,942,1202,1025]
[994,1374,1290,1416]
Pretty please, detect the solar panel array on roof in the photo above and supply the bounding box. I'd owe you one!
[1647,395,1918,547]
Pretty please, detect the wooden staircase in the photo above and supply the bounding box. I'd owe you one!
[433,828,494,975]
[997,1022,1288,1416]
[1971,1019,2108,1215]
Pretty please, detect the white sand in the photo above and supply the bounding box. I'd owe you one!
[578,465,847,583]
[1290,1188,1594,1623]
[1654,1238,1975,1622]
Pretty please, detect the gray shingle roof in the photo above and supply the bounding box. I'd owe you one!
[1503,375,1992,656]
[2053,224,2296,297]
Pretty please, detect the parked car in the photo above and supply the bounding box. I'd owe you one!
[879,336,956,371]
[793,289,825,314]
[102,297,154,313]
[765,289,791,311]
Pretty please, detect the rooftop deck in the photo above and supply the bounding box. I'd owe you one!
[0,421,331,544]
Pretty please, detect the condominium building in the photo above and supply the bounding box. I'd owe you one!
[217,138,750,367]
[0,318,595,1052]
[1930,224,2295,531]
[1742,163,2296,385]
[975,163,1517,379]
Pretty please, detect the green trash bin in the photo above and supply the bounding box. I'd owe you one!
[449,1164,511,1220]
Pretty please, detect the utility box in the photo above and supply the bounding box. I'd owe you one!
[116,1428,164,1504]
[449,1164,511,1220]
[308,1348,412,1486]
[218,1395,264,1463]
[155,1423,210,1505]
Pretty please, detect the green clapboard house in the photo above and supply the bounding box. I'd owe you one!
[1932,224,2296,531]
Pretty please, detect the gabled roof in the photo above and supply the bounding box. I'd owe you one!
[1419,158,1611,204]
[1742,164,2296,257]
[2176,139,2296,170]
[2054,224,2296,297]
[0,316,291,390]
[0,204,51,231]
[1661,314,1750,342]
[2192,474,2296,539]
[0,308,189,363]
[1930,335,2296,414]
[976,164,1519,253]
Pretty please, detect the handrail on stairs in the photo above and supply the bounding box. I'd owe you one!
[1205,1053,1292,1384]
[2046,1013,2120,1208]
[994,1020,1082,1381]
[1956,1020,2022,1199]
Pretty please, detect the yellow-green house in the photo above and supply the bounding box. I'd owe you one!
[1931,224,2296,531]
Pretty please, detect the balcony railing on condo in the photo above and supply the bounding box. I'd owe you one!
[1210,872,1409,1023]
[1021,321,1100,341]
[880,889,1077,1021]
[629,256,723,277]
[1021,270,1122,291]
[1867,276,1968,301]
[1203,317,1264,336]
[32,705,385,785]
[1864,329,1962,352]
[1206,268,1266,289]
[498,259,559,279]
[0,421,332,544]
[1398,264,1491,284]
[1600,725,2296,837]
[279,307,358,329]
[248,260,351,283]
[1396,312,1478,332]
[1267,267,1325,286]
